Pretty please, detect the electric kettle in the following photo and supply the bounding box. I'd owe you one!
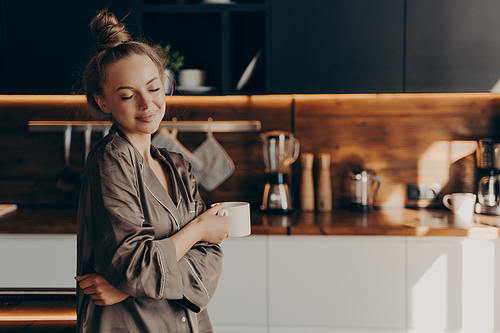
[349,169,382,211]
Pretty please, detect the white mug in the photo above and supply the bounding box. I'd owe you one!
[179,69,206,87]
[443,193,476,228]
[214,202,251,237]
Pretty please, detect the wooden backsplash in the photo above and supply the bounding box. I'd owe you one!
[293,93,500,208]
[1,93,500,209]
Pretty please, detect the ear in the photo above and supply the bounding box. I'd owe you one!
[94,94,111,114]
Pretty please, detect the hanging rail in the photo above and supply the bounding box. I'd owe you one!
[28,119,261,133]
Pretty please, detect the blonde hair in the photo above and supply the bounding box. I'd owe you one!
[83,9,165,120]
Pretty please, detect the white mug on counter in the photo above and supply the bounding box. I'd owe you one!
[213,201,251,237]
[443,193,476,228]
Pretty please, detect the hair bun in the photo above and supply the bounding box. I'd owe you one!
[90,9,131,49]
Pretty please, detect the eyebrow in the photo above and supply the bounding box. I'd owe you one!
[115,77,159,92]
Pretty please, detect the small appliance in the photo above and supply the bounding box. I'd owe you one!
[475,139,500,215]
[260,131,300,213]
[348,168,381,211]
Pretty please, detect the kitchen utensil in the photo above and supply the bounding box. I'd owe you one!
[192,120,235,191]
[152,127,203,171]
[349,169,381,211]
[55,125,78,191]
[260,130,300,212]
[475,139,500,215]
[316,153,332,212]
[300,153,315,212]
[236,48,263,91]
[179,69,206,87]
[443,193,476,228]
[84,124,92,164]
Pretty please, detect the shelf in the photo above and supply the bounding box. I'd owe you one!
[138,0,268,95]
[27,120,262,133]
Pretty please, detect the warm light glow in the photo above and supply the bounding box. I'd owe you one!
[0,306,76,322]
[418,141,477,185]
[0,314,76,321]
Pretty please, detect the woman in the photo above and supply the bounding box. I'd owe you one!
[75,9,230,332]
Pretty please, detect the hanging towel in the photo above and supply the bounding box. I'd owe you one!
[152,128,203,171]
[192,132,235,191]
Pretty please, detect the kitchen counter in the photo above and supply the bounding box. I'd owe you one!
[1,206,499,238]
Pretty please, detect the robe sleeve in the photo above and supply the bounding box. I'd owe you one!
[174,155,224,313]
[82,141,184,301]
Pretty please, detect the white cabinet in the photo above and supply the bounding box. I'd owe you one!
[268,236,406,333]
[407,237,499,333]
[209,235,268,333]
[0,234,76,289]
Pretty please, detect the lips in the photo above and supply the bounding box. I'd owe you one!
[136,110,157,123]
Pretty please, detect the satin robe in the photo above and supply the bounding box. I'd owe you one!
[76,126,223,332]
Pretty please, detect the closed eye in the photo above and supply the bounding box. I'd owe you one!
[150,87,161,93]
[121,95,133,100]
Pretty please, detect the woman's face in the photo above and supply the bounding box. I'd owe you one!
[95,53,166,142]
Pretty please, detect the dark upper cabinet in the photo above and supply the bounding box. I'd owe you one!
[406,0,500,92]
[0,1,134,95]
[2,0,500,95]
[269,0,405,94]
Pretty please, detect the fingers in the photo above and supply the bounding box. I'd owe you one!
[82,286,98,295]
[75,273,96,282]
[75,273,100,290]
[208,202,225,215]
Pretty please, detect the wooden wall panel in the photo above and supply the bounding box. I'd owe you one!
[0,95,293,207]
[294,93,500,208]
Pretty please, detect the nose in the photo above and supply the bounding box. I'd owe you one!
[137,92,151,110]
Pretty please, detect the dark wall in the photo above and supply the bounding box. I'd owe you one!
[0,1,135,95]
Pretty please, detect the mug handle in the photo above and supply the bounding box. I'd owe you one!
[217,209,229,217]
[442,194,453,210]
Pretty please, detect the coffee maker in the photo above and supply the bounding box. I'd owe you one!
[475,139,500,215]
[260,131,300,213]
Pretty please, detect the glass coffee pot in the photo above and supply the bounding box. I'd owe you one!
[476,138,500,215]
[260,131,300,212]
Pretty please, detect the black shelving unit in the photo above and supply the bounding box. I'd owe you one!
[136,0,268,95]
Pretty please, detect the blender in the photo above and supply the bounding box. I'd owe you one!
[260,131,300,213]
[475,138,500,215]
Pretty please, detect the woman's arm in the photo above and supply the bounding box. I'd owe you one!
[76,204,229,306]
[170,203,229,261]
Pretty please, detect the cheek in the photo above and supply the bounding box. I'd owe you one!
[155,95,166,112]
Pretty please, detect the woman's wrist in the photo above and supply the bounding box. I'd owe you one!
[188,216,205,243]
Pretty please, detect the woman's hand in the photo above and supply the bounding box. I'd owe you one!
[193,203,230,244]
[75,273,129,306]
[170,203,230,261]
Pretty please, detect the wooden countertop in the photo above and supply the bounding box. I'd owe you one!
[1,206,499,238]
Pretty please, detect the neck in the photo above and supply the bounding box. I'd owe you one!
[115,124,153,162]
[130,136,153,163]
